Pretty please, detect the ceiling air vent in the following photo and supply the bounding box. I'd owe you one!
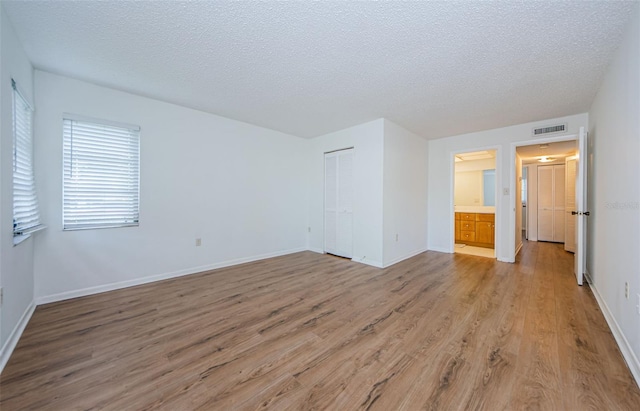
[532,123,567,136]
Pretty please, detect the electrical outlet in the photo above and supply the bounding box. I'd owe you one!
[625,282,630,299]
[637,294,640,315]
[195,238,202,247]
[0,287,3,306]
[308,227,311,233]
[395,234,399,242]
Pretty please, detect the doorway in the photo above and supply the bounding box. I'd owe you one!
[512,128,587,285]
[453,150,497,258]
[516,140,576,245]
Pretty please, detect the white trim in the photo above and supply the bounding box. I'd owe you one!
[382,248,428,268]
[584,268,593,285]
[307,247,324,254]
[0,301,36,374]
[36,247,306,305]
[427,246,453,254]
[350,256,383,268]
[587,277,640,388]
[11,78,34,110]
[62,112,140,132]
[515,241,523,257]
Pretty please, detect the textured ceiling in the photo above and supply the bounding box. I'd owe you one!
[2,1,635,139]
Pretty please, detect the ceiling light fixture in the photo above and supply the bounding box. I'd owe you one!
[538,156,554,163]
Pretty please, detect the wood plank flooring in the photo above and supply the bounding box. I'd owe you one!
[2,240,639,410]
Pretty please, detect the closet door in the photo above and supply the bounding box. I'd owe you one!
[537,164,566,243]
[537,165,554,242]
[336,151,354,257]
[553,164,566,243]
[324,154,338,255]
[324,149,354,258]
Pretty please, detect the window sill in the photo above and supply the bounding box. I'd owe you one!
[13,225,47,246]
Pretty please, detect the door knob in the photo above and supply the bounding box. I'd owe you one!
[583,211,590,216]
[571,211,579,215]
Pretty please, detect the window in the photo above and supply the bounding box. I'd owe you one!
[63,116,140,230]
[12,79,43,241]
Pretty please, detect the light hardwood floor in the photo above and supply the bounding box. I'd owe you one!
[1,241,639,410]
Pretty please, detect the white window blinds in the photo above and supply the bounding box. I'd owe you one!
[12,79,43,238]
[63,116,140,230]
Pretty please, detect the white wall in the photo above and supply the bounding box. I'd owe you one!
[308,119,384,267]
[454,158,496,173]
[33,71,309,302]
[587,2,640,382]
[382,119,428,267]
[454,171,483,206]
[0,7,36,369]
[454,157,496,206]
[427,112,588,260]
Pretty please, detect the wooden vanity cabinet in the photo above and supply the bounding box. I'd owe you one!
[455,212,495,248]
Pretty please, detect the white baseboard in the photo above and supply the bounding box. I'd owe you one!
[0,300,35,374]
[383,248,428,268]
[36,247,307,305]
[588,275,640,388]
[515,241,523,256]
[427,246,452,254]
[350,256,383,268]
[584,268,593,285]
[307,247,324,254]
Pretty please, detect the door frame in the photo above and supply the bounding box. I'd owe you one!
[509,133,578,262]
[450,145,501,259]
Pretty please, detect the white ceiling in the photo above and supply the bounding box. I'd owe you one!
[2,1,634,139]
[517,140,577,164]
[455,150,496,162]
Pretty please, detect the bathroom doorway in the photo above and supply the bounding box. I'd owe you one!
[453,150,497,258]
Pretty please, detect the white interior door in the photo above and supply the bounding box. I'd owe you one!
[336,151,354,258]
[537,164,566,243]
[575,127,588,285]
[324,154,338,255]
[324,149,354,258]
[553,164,566,243]
[537,165,554,241]
[564,157,577,253]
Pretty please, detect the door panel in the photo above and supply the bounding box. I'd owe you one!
[553,165,565,243]
[537,166,553,241]
[565,157,577,252]
[324,155,338,255]
[336,151,354,258]
[324,149,354,259]
[537,164,565,243]
[575,127,587,285]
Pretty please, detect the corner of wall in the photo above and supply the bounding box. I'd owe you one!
[0,300,35,374]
